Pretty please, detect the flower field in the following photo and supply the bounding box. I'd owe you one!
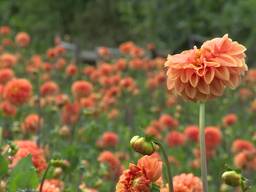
[0,26,255,192]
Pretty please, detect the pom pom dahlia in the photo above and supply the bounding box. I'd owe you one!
[165,34,247,101]
[3,78,33,105]
[161,173,203,192]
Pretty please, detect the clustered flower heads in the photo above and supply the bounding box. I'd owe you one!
[165,34,247,101]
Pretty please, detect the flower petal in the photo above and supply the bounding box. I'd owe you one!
[210,79,224,96]
[204,68,215,84]
[197,79,210,94]
[215,67,230,81]
[189,73,199,87]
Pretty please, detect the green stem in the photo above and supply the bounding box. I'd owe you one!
[0,126,2,147]
[155,141,174,192]
[39,164,51,192]
[199,103,208,192]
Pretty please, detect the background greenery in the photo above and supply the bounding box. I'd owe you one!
[0,0,256,63]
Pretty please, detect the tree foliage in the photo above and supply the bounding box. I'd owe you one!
[0,0,256,63]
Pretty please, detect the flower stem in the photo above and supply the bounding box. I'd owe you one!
[0,126,2,147]
[39,164,51,192]
[199,103,208,192]
[155,141,174,192]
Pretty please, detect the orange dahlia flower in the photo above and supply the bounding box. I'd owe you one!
[40,81,59,97]
[165,34,247,101]
[4,78,33,106]
[21,113,42,134]
[116,164,151,192]
[161,173,202,192]
[37,179,63,192]
[15,32,31,47]
[0,69,15,84]
[11,140,47,173]
[116,155,162,192]
[71,80,93,99]
[137,155,162,182]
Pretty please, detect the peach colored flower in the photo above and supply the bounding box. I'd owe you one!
[40,81,59,97]
[98,151,123,180]
[205,126,222,150]
[4,78,33,105]
[11,140,47,173]
[0,26,11,35]
[66,64,77,76]
[166,131,186,147]
[71,80,93,99]
[116,155,162,192]
[0,53,17,68]
[15,32,31,47]
[159,114,179,129]
[137,155,162,182]
[0,101,16,116]
[116,164,150,192]
[98,47,111,57]
[21,114,42,134]
[234,149,256,170]
[165,34,247,101]
[161,173,202,192]
[222,113,237,126]
[232,139,254,154]
[61,102,80,125]
[0,69,15,84]
[184,125,199,142]
[97,131,119,148]
[37,179,63,192]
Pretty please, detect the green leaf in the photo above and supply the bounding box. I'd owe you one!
[151,183,160,192]
[0,154,8,178]
[7,155,39,192]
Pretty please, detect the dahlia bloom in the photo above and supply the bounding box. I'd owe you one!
[166,131,186,147]
[0,26,11,35]
[15,32,31,47]
[205,126,222,150]
[0,101,16,116]
[61,102,80,125]
[0,53,17,68]
[116,155,162,192]
[71,80,93,99]
[234,149,256,170]
[97,131,119,148]
[184,125,199,142]
[159,114,179,129]
[0,69,15,84]
[98,151,123,180]
[98,47,111,57]
[37,179,63,192]
[66,64,77,76]
[165,34,247,101]
[222,113,237,126]
[21,114,42,134]
[232,139,254,154]
[11,140,47,173]
[40,81,59,97]
[137,155,162,182]
[3,78,33,105]
[161,173,203,192]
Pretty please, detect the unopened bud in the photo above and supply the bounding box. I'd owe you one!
[53,167,63,178]
[130,136,158,155]
[50,159,70,169]
[222,170,241,187]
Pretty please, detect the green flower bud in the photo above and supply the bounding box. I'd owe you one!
[130,136,158,155]
[50,159,70,169]
[222,170,241,187]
